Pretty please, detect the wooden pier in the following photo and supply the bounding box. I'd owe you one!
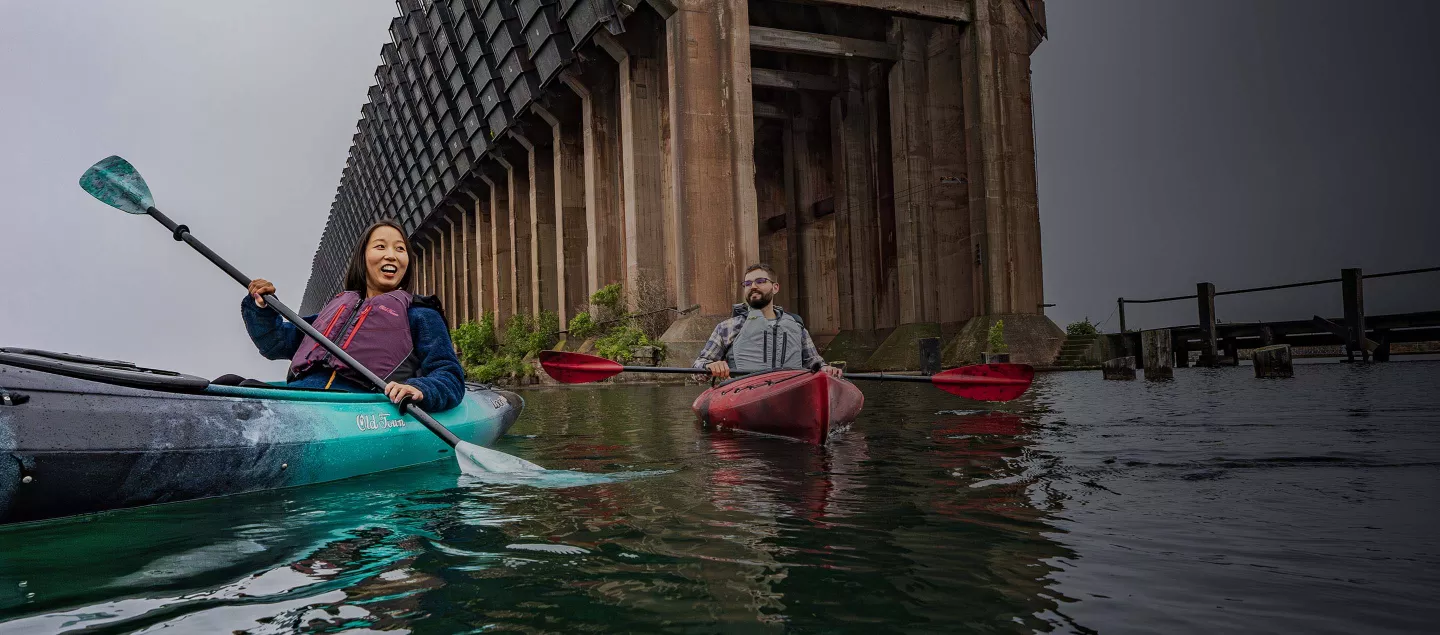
[1107,266,1440,368]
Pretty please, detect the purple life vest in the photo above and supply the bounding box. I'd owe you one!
[289,290,415,382]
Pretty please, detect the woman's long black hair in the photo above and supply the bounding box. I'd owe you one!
[343,220,415,294]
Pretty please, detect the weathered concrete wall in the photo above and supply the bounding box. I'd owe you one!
[330,0,1055,371]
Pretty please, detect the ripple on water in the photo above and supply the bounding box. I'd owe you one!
[0,362,1437,633]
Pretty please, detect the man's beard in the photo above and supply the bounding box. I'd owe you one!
[746,289,772,310]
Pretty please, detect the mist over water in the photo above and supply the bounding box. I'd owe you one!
[1,363,1437,633]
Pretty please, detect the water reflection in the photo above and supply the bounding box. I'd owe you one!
[16,364,1428,632]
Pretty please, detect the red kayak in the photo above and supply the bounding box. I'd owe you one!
[692,370,865,444]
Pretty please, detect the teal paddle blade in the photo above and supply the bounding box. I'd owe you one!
[79,156,154,214]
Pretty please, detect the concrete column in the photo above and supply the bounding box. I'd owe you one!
[661,0,759,326]
[831,60,880,332]
[517,133,558,317]
[791,96,838,335]
[534,105,590,326]
[444,215,460,327]
[601,25,672,314]
[481,172,513,325]
[960,0,1045,315]
[499,155,532,319]
[888,18,938,325]
[925,24,972,324]
[414,241,426,295]
[562,66,626,297]
[465,195,483,322]
[474,192,494,318]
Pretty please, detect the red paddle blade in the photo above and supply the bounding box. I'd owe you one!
[931,363,1034,401]
[537,350,624,383]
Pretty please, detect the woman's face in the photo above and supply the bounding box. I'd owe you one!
[365,225,409,294]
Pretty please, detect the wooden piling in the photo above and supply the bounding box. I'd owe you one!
[1196,282,1217,366]
[1142,328,1173,380]
[1102,356,1135,380]
[1252,344,1293,378]
[1342,268,1366,362]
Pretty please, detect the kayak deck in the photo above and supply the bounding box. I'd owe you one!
[691,370,864,444]
[0,351,522,526]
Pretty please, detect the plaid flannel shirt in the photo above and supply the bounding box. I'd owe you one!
[692,309,824,369]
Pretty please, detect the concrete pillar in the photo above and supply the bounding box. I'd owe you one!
[534,105,590,326]
[481,172,513,325]
[562,66,626,297]
[444,214,460,327]
[465,194,484,322]
[415,241,426,295]
[473,192,494,318]
[755,120,793,311]
[497,156,532,320]
[518,133,558,317]
[658,0,760,362]
[831,60,880,332]
[925,24,972,324]
[665,0,758,316]
[433,227,449,327]
[961,0,1045,316]
[600,26,671,314]
[791,95,839,335]
[888,18,938,325]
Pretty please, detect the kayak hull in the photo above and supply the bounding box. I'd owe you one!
[691,370,864,444]
[0,353,522,526]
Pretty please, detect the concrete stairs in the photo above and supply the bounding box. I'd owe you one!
[1052,333,1100,369]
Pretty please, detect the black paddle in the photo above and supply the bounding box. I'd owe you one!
[79,155,542,475]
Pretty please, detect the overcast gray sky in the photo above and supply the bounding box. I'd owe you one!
[3,0,1438,380]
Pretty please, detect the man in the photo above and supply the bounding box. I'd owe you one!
[693,263,844,380]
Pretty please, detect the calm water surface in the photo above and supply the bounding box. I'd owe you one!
[1,362,1437,633]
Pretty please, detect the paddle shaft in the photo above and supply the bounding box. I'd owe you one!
[144,206,463,448]
[612,365,928,383]
[608,364,1025,386]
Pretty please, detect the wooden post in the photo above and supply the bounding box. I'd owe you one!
[1342,268,1366,362]
[918,337,941,375]
[1102,356,1135,380]
[1173,332,1189,368]
[1223,337,1239,366]
[1196,282,1217,367]
[1253,344,1293,378]
[1117,297,1126,335]
[1142,328,1173,380]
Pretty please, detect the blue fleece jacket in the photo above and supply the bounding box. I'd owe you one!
[240,295,466,412]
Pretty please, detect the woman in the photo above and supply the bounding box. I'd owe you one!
[240,220,466,411]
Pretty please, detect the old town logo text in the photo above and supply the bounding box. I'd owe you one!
[357,413,406,431]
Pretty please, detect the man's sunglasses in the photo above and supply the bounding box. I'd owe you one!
[741,277,772,287]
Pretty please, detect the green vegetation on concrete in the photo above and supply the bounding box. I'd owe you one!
[1066,318,1098,337]
[452,284,664,383]
[987,320,1008,353]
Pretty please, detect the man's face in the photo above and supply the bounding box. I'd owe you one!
[742,269,777,309]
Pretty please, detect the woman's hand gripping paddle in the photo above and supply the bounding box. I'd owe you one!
[538,350,1035,401]
[79,155,541,475]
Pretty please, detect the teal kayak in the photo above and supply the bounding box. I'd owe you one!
[0,348,523,526]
